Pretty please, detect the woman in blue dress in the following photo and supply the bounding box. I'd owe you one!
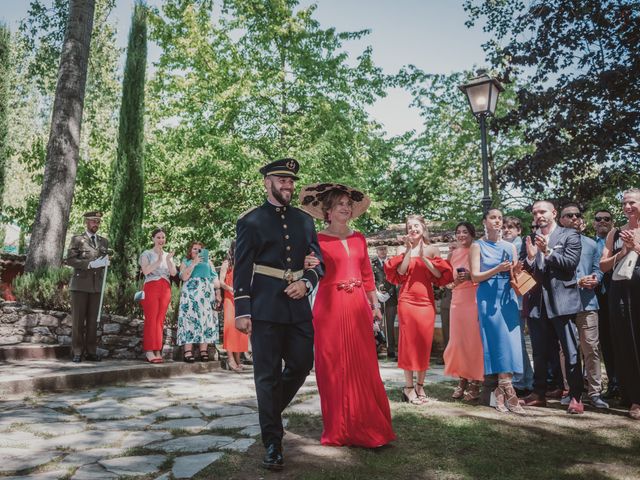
[177,241,222,362]
[469,208,525,414]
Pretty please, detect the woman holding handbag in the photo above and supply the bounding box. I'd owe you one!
[599,188,640,420]
[469,208,525,414]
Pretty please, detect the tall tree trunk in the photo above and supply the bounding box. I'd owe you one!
[25,0,96,272]
[109,2,146,311]
[0,23,9,217]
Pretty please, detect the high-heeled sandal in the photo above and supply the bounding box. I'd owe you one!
[452,378,468,399]
[415,383,428,404]
[493,386,509,413]
[500,380,526,415]
[401,386,423,405]
[199,350,209,362]
[463,381,481,402]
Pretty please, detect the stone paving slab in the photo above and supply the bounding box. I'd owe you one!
[172,452,224,479]
[152,434,235,453]
[58,447,127,468]
[219,437,256,452]
[205,412,259,429]
[122,395,176,411]
[238,424,261,437]
[0,407,77,427]
[26,420,87,436]
[0,430,45,447]
[197,403,254,417]
[120,430,173,449]
[0,447,62,474]
[71,463,118,480]
[99,454,166,477]
[75,398,146,420]
[286,394,321,414]
[40,429,127,450]
[3,469,69,480]
[98,386,156,400]
[146,405,201,420]
[151,417,208,432]
[90,416,157,430]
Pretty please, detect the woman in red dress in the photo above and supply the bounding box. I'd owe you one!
[384,215,453,404]
[220,241,248,372]
[299,183,395,448]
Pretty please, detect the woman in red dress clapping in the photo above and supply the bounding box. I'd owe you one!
[300,183,395,448]
[384,215,453,404]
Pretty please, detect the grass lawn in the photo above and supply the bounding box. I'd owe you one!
[205,382,640,480]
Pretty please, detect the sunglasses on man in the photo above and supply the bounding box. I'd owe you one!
[594,216,611,222]
[562,212,582,219]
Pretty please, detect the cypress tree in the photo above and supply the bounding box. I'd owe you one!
[0,24,11,220]
[109,2,146,309]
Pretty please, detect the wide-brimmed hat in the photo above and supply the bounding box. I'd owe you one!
[299,183,371,220]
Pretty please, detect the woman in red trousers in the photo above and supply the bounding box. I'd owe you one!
[300,183,395,448]
[139,227,177,363]
[385,215,453,405]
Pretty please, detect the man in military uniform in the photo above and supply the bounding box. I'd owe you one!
[371,245,398,359]
[65,211,110,363]
[234,158,324,471]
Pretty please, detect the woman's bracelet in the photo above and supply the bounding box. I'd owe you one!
[371,303,381,310]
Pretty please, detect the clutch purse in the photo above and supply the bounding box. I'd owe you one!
[510,269,537,296]
[612,251,639,281]
[133,290,145,302]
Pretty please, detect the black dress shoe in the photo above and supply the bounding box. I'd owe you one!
[262,442,284,471]
[602,385,620,400]
[72,355,82,363]
[85,354,101,362]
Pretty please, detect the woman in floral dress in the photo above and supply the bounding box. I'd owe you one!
[177,242,222,362]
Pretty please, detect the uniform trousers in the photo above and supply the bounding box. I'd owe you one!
[575,310,602,396]
[529,305,583,400]
[382,302,397,354]
[142,279,172,351]
[71,291,100,356]
[251,319,314,447]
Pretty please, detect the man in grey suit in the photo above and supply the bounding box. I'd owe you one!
[65,211,110,363]
[559,203,609,409]
[520,200,584,413]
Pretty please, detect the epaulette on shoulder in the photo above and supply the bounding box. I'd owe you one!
[238,206,258,220]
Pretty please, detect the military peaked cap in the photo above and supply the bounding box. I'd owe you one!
[259,158,300,180]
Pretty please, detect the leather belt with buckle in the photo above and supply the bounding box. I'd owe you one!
[253,264,303,283]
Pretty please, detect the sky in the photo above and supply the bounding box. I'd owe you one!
[1,0,491,136]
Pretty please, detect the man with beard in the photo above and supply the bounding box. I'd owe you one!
[65,211,110,363]
[520,200,584,413]
[592,209,619,399]
[234,158,324,470]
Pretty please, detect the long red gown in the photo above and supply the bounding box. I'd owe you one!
[384,254,453,371]
[313,232,395,447]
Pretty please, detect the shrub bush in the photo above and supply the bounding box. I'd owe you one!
[13,267,72,311]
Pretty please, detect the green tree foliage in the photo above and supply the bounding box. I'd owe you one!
[8,0,120,233]
[389,68,533,225]
[0,23,9,218]
[145,0,391,250]
[109,2,146,309]
[465,0,640,205]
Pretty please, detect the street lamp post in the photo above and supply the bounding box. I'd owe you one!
[458,70,504,214]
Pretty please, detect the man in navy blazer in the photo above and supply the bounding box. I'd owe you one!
[520,200,585,413]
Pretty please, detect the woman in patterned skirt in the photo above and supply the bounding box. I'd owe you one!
[177,241,222,362]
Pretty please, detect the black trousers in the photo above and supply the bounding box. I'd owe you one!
[529,306,583,400]
[596,290,617,385]
[251,320,314,447]
[382,302,397,354]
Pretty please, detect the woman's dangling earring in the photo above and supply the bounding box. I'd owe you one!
[483,223,488,239]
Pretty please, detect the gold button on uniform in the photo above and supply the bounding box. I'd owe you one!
[285,235,290,239]
[287,257,292,262]
[283,224,288,229]
[281,215,285,219]
[286,246,291,251]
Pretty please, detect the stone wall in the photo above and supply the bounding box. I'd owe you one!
[0,300,175,359]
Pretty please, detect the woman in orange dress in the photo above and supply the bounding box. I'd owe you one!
[299,183,395,448]
[385,215,453,404]
[443,222,484,400]
[220,241,248,372]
